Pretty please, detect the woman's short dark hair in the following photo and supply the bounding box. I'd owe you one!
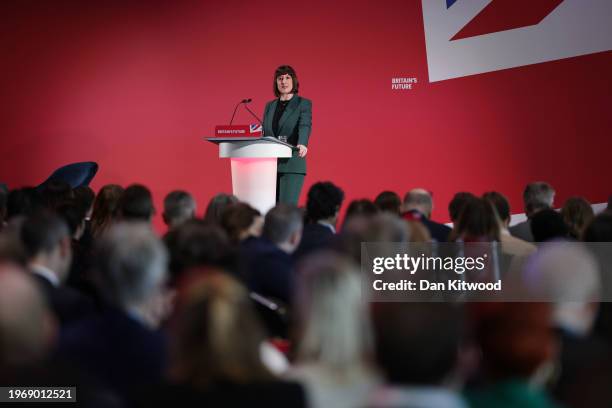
[273,65,299,97]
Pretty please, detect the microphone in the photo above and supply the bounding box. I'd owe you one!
[229,98,251,125]
[243,99,263,126]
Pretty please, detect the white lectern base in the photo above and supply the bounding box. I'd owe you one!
[230,158,277,214]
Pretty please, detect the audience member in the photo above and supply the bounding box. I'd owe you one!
[119,184,155,222]
[73,185,95,220]
[143,271,305,407]
[0,264,56,367]
[466,303,559,408]
[6,187,44,220]
[369,303,468,408]
[59,223,169,401]
[561,196,594,239]
[374,191,401,215]
[203,193,238,225]
[72,185,96,248]
[295,181,344,259]
[344,199,378,224]
[582,213,612,344]
[242,204,303,304]
[21,211,94,326]
[523,242,606,406]
[165,219,236,286]
[0,184,7,229]
[402,188,451,242]
[510,182,555,242]
[483,191,536,257]
[163,190,196,230]
[289,252,379,408]
[90,184,124,238]
[530,209,569,242]
[220,202,262,244]
[448,192,477,224]
[39,179,73,211]
[451,198,500,242]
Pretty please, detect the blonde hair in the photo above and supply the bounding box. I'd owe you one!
[171,271,273,388]
[294,252,373,374]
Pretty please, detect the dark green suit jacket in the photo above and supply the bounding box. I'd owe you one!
[263,95,312,174]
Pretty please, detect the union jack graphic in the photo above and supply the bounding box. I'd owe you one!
[250,124,263,135]
[422,0,612,81]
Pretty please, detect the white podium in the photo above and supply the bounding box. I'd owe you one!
[207,136,293,214]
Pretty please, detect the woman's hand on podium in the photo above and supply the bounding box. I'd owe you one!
[297,144,308,157]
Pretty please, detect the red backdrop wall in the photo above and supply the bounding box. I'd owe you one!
[1,0,611,231]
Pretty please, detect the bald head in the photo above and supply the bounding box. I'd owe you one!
[403,188,433,218]
[0,264,56,365]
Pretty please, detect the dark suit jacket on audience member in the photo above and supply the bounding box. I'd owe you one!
[402,209,451,242]
[58,306,167,401]
[139,380,306,408]
[240,236,294,304]
[293,222,334,260]
[509,219,534,242]
[31,272,94,326]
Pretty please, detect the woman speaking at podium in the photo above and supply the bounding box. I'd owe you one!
[262,65,312,205]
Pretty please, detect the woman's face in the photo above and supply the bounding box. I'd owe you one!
[276,74,293,95]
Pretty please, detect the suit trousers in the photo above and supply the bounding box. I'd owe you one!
[276,173,305,205]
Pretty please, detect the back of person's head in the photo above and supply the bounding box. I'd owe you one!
[119,184,154,222]
[294,252,372,373]
[0,232,27,267]
[165,219,235,285]
[483,191,511,225]
[56,199,87,240]
[372,302,464,385]
[305,181,344,223]
[365,213,411,242]
[530,209,569,242]
[472,302,556,380]
[73,186,95,219]
[20,211,70,261]
[40,179,73,211]
[90,184,124,237]
[0,264,57,366]
[448,192,477,223]
[561,197,594,239]
[170,271,272,387]
[345,199,379,222]
[262,204,303,248]
[523,241,600,335]
[523,182,555,216]
[374,191,401,215]
[163,190,196,229]
[403,188,433,218]
[0,185,8,226]
[7,187,44,220]
[582,213,612,242]
[452,197,500,241]
[220,202,261,243]
[203,193,238,225]
[93,223,167,310]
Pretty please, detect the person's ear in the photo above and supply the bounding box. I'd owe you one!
[291,228,302,247]
[59,236,71,258]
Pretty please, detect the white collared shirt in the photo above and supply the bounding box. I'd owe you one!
[317,220,336,234]
[30,263,60,287]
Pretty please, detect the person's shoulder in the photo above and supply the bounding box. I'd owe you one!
[298,96,312,106]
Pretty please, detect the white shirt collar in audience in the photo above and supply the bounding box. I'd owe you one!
[317,220,336,234]
[30,263,60,287]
